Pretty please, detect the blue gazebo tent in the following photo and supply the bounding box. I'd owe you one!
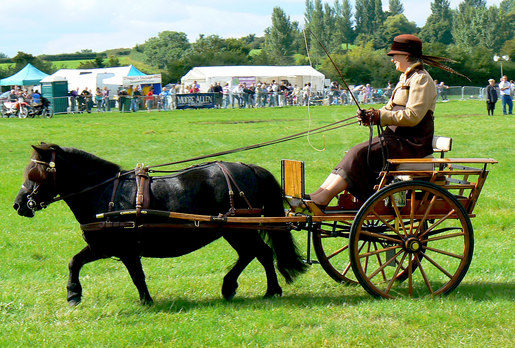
[0,63,49,86]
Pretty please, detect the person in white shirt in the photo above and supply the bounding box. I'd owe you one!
[499,75,513,115]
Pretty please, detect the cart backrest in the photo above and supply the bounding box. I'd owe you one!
[281,159,305,199]
[396,136,452,171]
[433,136,452,157]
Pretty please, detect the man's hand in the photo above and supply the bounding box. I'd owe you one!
[357,108,380,126]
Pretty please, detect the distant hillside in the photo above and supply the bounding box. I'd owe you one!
[0,48,161,75]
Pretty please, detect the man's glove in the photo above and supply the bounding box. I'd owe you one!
[357,108,380,126]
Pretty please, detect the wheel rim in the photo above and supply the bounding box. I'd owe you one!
[350,181,473,298]
[312,221,357,284]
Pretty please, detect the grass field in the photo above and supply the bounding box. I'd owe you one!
[1,101,514,346]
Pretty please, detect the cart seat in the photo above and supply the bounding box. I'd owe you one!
[396,136,452,171]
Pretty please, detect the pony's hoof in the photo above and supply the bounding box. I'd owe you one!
[223,291,236,301]
[222,281,238,301]
[264,288,282,298]
[68,298,81,307]
[140,297,153,306]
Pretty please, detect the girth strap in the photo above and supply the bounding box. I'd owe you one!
[216,162,261,216]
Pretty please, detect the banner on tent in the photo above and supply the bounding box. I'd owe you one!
[232,77,256,86]
[176,93,216,109]
[123,74,162,86]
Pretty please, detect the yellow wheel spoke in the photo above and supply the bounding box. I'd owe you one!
[359,244,400,259]
[415,254,434,294]
[360,230,403,244]
[327,244,348,260]
[373,242,387,282]
[421,252,453,279]
[419,209,456,239]
[415,195,437,235]
[385,252,407,293]
[409,190,416,234]
[370,249,404,281]
[390,194,408,236]
[371,210,404,238]
[424,246,463,259]
[421,231,464,243]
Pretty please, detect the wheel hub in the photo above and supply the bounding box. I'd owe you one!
[404,237,421,253]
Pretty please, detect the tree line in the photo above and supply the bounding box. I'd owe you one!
[147,0,515,86]
[1,0,513,87]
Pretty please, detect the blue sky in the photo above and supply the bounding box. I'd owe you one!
[0,0,504,57]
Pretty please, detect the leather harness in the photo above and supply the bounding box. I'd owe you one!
[81,161,263,232]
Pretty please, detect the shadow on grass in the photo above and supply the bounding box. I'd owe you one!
[453,281,515,301]
[150,291,373,313]
[148,281,515,313]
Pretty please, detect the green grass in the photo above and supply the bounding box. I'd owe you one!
[1,100,514,346]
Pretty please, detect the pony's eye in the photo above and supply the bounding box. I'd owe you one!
[27,166,44,182]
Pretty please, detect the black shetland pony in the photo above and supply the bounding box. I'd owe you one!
[13,144,306,306]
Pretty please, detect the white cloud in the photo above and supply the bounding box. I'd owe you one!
[0,0,506,56]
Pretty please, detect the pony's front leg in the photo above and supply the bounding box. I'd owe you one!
[67,246,102,306]
[120,256,153,305]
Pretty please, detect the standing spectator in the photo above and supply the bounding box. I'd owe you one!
[94,87,103,112]
[31,89,41,105]
[255,83,263,107]
[159,87,169,111]
[213,82,223,108]
[81,87,92,113]
[485,79,498,116]
[102,87,110,112]
[170,84,177,110]
[365,84,372,103]
[271,80,279,107]
[243,84,255,108]
[130,86,141,112]
[439,82,449,101]
[279,81,287,107]
[117,89,128,112]
[232,84,242,108]
[69,87,79,113]
[499,75,513,115]
[145,87,154,112]
[302,83,311,106]
[222,83,230,108]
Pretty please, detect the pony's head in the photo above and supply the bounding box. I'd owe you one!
[13,143,63,217]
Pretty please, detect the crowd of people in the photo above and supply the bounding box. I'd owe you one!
[4,75,513,116]
[5,87,42,105]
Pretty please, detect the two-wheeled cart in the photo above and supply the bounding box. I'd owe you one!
[92,136,497,299]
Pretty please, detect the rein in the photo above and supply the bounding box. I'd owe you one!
[26,116,358,210]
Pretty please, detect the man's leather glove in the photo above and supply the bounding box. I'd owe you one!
[357,108,380,126]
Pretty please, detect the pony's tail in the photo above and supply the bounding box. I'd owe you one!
[250,165,308,283]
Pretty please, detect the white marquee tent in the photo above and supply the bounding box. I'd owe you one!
[40,65,158,94]
[180,66,326,92]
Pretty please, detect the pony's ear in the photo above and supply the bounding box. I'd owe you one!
[31,144,47,157]
[49,144,62,152]
[32,143,62,155]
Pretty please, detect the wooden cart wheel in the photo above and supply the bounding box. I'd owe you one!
[312,221,358,284]
[349,180,474,298]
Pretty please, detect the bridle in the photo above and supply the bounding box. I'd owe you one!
[25,151,58,211]
[25,150,126,213]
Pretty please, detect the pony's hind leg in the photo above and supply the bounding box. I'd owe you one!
[120,255,153,305]
[255,238,282,298]
[223,230,282,300]
[67,246,103,306]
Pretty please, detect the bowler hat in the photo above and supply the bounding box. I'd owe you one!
[387,34,422,57]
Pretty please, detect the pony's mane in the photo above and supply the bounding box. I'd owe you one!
[62,147,122,173]
[29,144,122,176]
